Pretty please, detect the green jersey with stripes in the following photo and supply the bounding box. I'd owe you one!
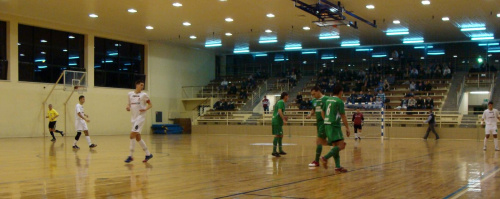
[272,100,286,126]
[323,96,345,127]
[312,95,328,123]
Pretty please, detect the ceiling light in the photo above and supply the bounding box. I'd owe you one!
[420,57,425,59]
[471,37,494,41]
[470,91,489,94]
[393,20,400,24]
[219,0,227,1]
[68,35,75,39]
[284,44,302,50]
[319,35,340,40]
[355,48,373,51]
[461,27,486,31]
[267,13,275,18]
[40,40,47,43]
[205,43,222,47]
[421,0,430,5]
[41,51,46,54]
[403,38,424,43]
[301,51,317,54]
[255,54,268,57]
[442,17,449,21]
[225,32,232,36]
[89,13,98,18]
[453,55,457,58]
[183,22,191,26]
[497,13,500,18]
[386,31,409,36]
[146,26,154,30]
[234,49,249,54]
[225,18,234,22]
[128,8,137,13]
[63,49,68,52]
[303,26,311,30]
[341,41,360,47]
[366,5,375,9]
[190,35,197,39]
[265,29,272,33]
[259,39,278,44]
[172,2,182,7]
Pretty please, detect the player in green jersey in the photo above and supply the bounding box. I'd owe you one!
[306,86,329,167]
[320,85,350,172]
[271,92,289,157]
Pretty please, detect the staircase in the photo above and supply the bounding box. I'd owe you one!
[285,76,314,106]
[239,80,269,111]
[442,71,468,112]
[244,112,263,125]
[490,72,500,109]
[459,114,479,128]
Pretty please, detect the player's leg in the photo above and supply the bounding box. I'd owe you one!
[125,132,138,163]
[310,124,326,167]
[358,125,362,140]
[53,122,63,136]
[323,127,346,172]
[423,125,431,140]
[354,125,359,140]
[48,122,56,141]
[271,125,280,157]
[493,128,498,150]
[484,128,490,150]
[320,125,334,168]
[278,132,286,155]
[73,131,82,149]
[430,124,439,139]
[83,130,97,148]
[134,121,152,162]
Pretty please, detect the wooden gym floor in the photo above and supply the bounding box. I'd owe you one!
[0,134,498,199]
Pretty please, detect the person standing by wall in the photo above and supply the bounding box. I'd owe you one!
[262,96,270,114]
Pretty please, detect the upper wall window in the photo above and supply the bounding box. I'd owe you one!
[18,24,84,83]
[0,21,7,80]
[94,37,145,89]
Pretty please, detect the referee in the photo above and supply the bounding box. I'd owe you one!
[46,104,64,141]
[352,108,364,140]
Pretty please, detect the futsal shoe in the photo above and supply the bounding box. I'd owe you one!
[143,154,153,163]
[89,144,97,148]
[50,138,56,142]
[271,152,281,157]
[308,161,320,167]
[125,156,134,163]
[483,146,487,151]
[60,131,64,136]
[358,137,362,141]
[278,151,287,155]
[335,167,348,173]
[495,148,499,151]
[72,145,80,149]
[320,157,328,169]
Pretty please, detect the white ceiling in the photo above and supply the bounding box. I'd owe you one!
[0,0,499,54]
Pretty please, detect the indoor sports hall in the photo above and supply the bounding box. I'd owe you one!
[0,0,499,198]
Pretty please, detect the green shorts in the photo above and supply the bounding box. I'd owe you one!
[317,124,326,139]
[272,125,283,135]
[325,125,344,145]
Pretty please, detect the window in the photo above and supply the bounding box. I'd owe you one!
[18,24,84,83]
[94,37,145,89]
[0,21,7,80]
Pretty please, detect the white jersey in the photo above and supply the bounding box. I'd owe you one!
[75,103,85,122]
[482,108,499,126]
[128,91,150,123]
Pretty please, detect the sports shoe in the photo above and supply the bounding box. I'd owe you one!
[354,138,358,141]
[320,157,328,169]
[358,137,362,141]
[335,167,348,173]
[308,161,319,167]
[125,156,134,163]
[143,154,153,163]
[72,145,80,149]
[50,138,56,142]
[278,151,287,155]
[89,144,97,148]
[60,131,64,136]
[483,146,486,151]
[495,148,499,151]
[271,152,281,157]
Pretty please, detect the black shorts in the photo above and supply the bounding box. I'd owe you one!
[354,124,362,133]
[48,121,56,129]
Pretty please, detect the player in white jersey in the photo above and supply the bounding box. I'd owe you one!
[125,80,153,163]
[73,95,97,149]
[481,101,500,151]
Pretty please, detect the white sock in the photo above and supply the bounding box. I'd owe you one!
[495,138,498,149]
[130,139,136,157]
[355,133,358,138]
[73,140,78,146]
[138,139,151,156]
[85,136,92,145]
[484,137,488,147]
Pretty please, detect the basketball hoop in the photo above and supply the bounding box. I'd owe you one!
[75,86,85,95]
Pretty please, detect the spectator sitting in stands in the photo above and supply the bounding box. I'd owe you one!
[383,79,391,91]
[416,82,424,91]
[227,100,236,110]
[239,89,247,100]
[400,97,408,108]
[377,90,386,103]
[407,96,417,114]
[221,100,229,110]
[417,96,425,109]
[220,79,228,90]
[434,67,442,78]
[349,92,358,103]
[343,82,351,92]
[387,74,396,84]
[425,67,432,79]
[213,100,223,110]
[290,73,297,86]
[228,84,237,95]
[375,96,383,103]
[375,79,384,92]
[425,97,434,109]
[406,91,415,98]
[300,99,312,110]
[241,80,248,90]
[410,68,419,79]
[425,81,432,91]
[409,81,417,91]
[355,80,363,92]
[356,91,365,103]
[296,94,303,105]
[365,91,374,102]
[443,66,451,78]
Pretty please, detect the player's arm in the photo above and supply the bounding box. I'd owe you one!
[306,108,315,119]
[481,111,486,125]
[278,109,287,125]
[140,100,152,112]
[78,112,89,122]
[352,114,355,122]
[53,110,59,119]
[339,102,350,137]
[126,96,131,111]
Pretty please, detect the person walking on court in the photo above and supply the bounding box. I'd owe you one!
[46,104,64,141]
[423,109,439,140]
[262,96,270,114]
[74,96,97,149]
[320,85,350,173]
[352,108,364,141]
[306,86,328,167]
[125,80,153,163]
[481,102,500,151]
[271,92,289,157]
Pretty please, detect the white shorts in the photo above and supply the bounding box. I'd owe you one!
[75,120,88,131]
[485,126,498,135]
[131,119,146,133]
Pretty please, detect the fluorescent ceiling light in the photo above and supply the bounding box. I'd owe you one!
[146,26,154,30]
[183,22,191,26]
[442,17,449,21]
[68,35,75,39]
[341,43,360,47]
[62,49,67,52]
[319,35,340,40]
[234,49,249,53]
[386,31,409,35]
[285,46,302,50]
[366,5,375,9]
[470,91,489,94]
[414,46,433,49]
[303,26,310,30]
[41,51,46,54]
[40,40,47,43]
[355,48,372,51]
[89,13,98,18]
[172,3,182,7]
[259,39,277,43]
[471,37,494,41]
[190,35,197,39]
[421,0,430,5]
[393,20,400,24]
[128,8,137,13]
[321,56,337,60]
[478,43,499,46]
[301,51,317,54]
[68,56,80,59]
[38,66,48,69]
[255,54,268,57]
[225,18,234,22]
[403,38,424,43]
[267,13,275,18]
[205,43,222,47]
[225,32,232,36]
[265,29,272,33]
[427,52,445,55]
[461,27,486,31]
[372,54,387,58]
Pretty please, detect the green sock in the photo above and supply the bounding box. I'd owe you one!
[278,137,283,152]
[315,145,323,162]
[333,146,341,168]
[324,146,339,160]
[273,137,278,153]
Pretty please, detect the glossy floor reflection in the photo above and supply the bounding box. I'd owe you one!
[0,135,498,199]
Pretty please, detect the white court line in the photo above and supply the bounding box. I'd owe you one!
[445,166,500,199]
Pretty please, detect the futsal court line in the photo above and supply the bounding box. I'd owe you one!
[244,193,306,199]
[442,166,500,199]
[214,149,455,199]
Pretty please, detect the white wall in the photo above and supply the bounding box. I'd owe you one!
[468,93,489,106]
[459,93,468,114]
